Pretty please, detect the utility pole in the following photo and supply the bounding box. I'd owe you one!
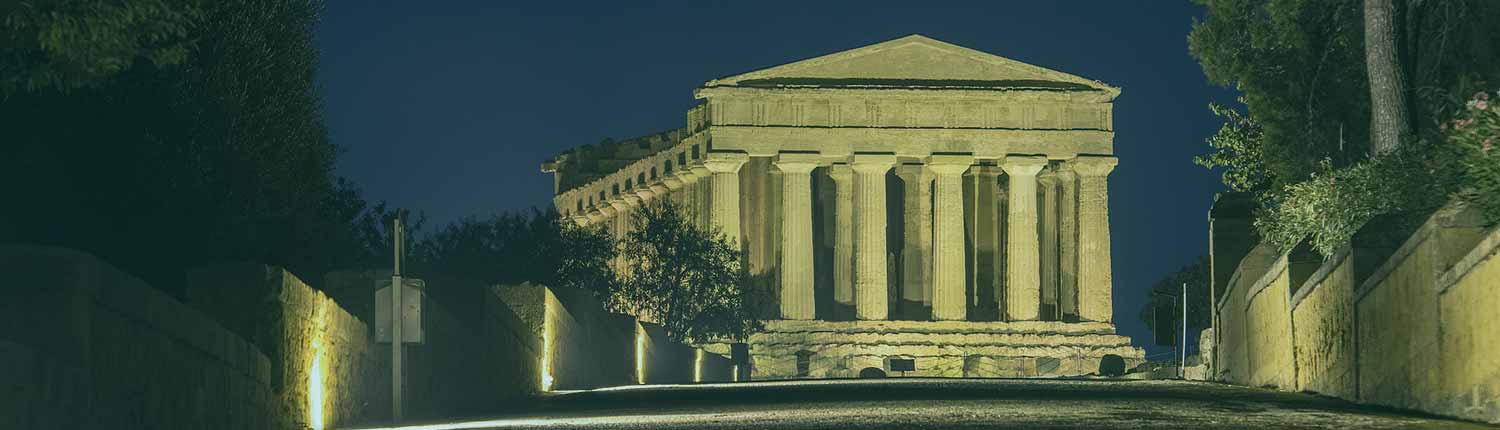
[391,214,404,423]
[1180,282,1188,379]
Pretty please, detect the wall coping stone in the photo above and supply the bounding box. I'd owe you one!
[1435,223,1500,294]
[1244,250,1289,306]
[1354,201,1484,303]
[1291,246,1351,311]
[1216,242,1279,312]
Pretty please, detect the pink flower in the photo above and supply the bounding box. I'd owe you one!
[1477,91,1491,101]
[1478,100,1490,110]
[1485,138,1494,155]
[1457,118,1475,130]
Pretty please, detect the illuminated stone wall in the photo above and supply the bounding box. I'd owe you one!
[187,264,376,429]
[1243,259,1295,390]
[1211,201,1499,424]
[0,246,283,430]
[320,271,542,422]
[1289,249,1356,399]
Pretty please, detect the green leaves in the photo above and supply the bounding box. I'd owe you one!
[613,200,762,344]
[1,0,202,95]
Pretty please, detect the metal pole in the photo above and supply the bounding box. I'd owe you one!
[392,214,404,423]
[1180,282,1188,379]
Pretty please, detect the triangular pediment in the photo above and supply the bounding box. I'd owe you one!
[703,34,1117,96]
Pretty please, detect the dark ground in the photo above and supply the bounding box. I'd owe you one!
[348,378,1498,429]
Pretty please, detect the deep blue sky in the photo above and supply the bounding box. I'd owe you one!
[317,1,1236,356]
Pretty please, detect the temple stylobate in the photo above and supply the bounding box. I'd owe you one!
[542,35,1143,379]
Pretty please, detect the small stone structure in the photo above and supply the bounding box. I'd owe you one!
[543,35,1144,378]
[1210,197,1500,424]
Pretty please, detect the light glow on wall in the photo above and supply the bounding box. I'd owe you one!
[694,349,702,383]
[635,323,646,385]
[540,298,555,392]
[732,365,740,382]
[309,296,330,430]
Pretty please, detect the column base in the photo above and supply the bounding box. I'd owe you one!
[711,320,1145,380]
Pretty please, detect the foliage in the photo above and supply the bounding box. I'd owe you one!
[409,209,561,286]
[614,200,762,344]
[1189,0,1371,192]
[1190,0,1500,254]
[551,221,621,304]
[1138,256,1212,345]
[0,0,385,296]
[1446,90,1500,223]
[1,0,201,95]
[1254,141,1462,255]
[1194,100,1270,194]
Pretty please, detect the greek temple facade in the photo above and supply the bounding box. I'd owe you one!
[542,35,1143,378]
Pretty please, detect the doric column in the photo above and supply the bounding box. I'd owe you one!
[894,165,933,305]
[662,175,685,209]
[851,154,896,320]
[1038,169,1060,320]
[612,196,637,274]
[704,152,749,247]
[992,185,1007,309]
[971,165,1001,308]
[1001,155,1047,321]
[926,155,973,321]
[775,154,819,320]
[1072,156,1118,323]
[827,164,855,306]
[650,182,669,202]
[674,168,698,221]
[635,184,658,206]
[588,206,609,226]
[690,164,712,230]
[1055,165,1080,319]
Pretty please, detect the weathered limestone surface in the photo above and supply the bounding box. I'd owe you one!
[828,164,855,305]
[895,165,933,304]
[1055,167,1079,319]
[1290,248,1357,399]
[777,154,820,320]
[1073,156,1116,323]
[928,155,972,321]
[1038,169,1060,318]
[742,320,1143,379]
[1213,200,1500,424]
[543,34,1132,383]
[1002,156,1046,321]
[853,154,896,320]
[705,152,749,247]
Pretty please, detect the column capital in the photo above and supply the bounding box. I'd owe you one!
[1053,164,1078,180]
[674,166,698,182]
[633,186,656,201]
[597,204,618,216]
[851,153,897,173]
[618,194,641,207]
[662,176,685,190]
[1068,155,1118,176]
[1037,168,1060,185]
[926,154,974,176]
[893,163,926,180]
[827,163,853,180]
[704,152,749,173]
[774,153,821,173]
[1001,155,1048,176]
[650,182,669,195]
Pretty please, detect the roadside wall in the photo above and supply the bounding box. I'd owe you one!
[1210,200,1499,424]
[0,246,282,430]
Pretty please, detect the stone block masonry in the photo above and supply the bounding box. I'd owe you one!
[1211,199,1500,424]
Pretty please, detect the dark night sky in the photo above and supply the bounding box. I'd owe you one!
[317,1,1237,356]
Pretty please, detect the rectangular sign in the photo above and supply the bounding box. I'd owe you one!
[889,358,916,372]
[376,279,425,344]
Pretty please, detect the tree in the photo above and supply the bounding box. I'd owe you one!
[1138,256,1212,345]
[1194,100,1270,194]
[613,200,762,344]
[1,0,200,95]
[0,0,383,296]
[1365,0,1410,155]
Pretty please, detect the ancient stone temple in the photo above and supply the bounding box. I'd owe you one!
[541,35,1143,379]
